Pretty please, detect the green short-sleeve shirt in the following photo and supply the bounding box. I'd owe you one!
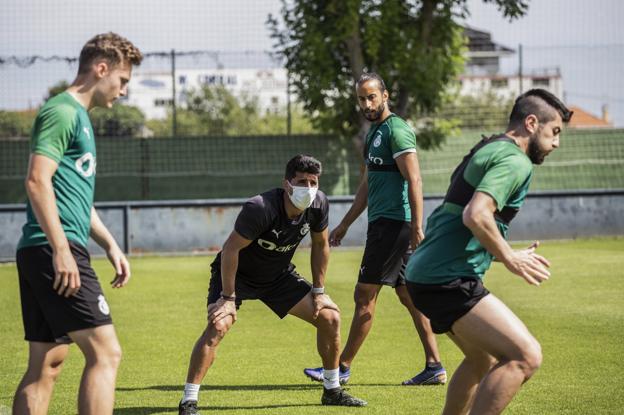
[365,114,417,222]
[18,92,97,249]
[406,139,533,284]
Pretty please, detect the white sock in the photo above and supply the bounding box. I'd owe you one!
[323,368,340,390]
[182,383,200,403]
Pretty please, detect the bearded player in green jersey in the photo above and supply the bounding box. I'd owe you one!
[13,33,142,415]
[405,89,572,415]
[305,73,446,386]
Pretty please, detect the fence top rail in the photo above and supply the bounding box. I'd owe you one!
[1,189,623,212]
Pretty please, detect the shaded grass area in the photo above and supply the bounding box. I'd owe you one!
[1,237,623,414]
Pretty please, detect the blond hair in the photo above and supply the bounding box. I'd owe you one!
[78,32,143,73]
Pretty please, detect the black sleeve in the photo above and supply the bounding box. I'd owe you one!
[234,196,271,241]
[310,191,329,233]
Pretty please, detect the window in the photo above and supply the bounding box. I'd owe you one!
[532,77,550,87]
[491,78,508,88]
[154,99,173,107]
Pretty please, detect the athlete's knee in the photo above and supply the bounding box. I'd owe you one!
[41,359,65,383]
[102,341,122,369]
[520,340,542,377]
[317,308,340,331]
[395,288,413,308]
[353,286,377,310]
[505,340,541,380]
[206,319,231,345]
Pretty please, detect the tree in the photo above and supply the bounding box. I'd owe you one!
[89,103,146,137]
[267,0,528,149]
[45,80,70,101]
[146,85,319,137]
[443,91,515,131]
[0,110,36,138]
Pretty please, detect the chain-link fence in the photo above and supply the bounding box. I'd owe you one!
[1,1,623,203]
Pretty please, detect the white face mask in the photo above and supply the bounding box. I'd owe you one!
[287,182,318,210]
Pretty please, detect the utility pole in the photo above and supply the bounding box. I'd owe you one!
[171,49,177,138]
[518,43,523,95]
[286,70,292,136]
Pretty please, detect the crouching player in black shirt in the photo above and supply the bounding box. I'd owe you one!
[178,155,367,415]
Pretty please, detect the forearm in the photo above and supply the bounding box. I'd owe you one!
[310,241,329,288]
[340,179,368,227]
[220,246,239,296]
[90,207,120,251]
[407,176,424,231]
[26,178,70,252]
[464,210,514,263]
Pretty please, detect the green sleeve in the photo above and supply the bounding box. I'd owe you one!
[30,104,77,162]
[390,121,417,157]
[476,152,533,211]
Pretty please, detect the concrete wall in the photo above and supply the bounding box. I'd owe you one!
[1,191,622,261]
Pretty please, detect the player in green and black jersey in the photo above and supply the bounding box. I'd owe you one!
[13,33,142,415]
[305,73,446,387]
[405,89,573,414]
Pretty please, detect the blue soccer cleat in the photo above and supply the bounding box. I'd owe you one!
[303,365,351,385]
[402,365,447,385]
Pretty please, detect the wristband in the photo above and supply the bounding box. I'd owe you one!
[311,286,325,295]
[220,292,236,301]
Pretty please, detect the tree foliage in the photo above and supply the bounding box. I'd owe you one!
[146,85,318,137]
[267,0,528,148]
[89,103,146,137]
[0,110,36,138]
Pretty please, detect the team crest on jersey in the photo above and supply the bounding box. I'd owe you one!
[97,295,110,316]
[75,152,96,178]
[300,222,310,236]
[373,133,382,148]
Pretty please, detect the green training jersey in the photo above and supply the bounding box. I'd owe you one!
[365,114,417,222]
[18,92,96,249]
[406,135,533,284]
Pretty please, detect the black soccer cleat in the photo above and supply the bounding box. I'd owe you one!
[321,387,367,407]
[179,399,200,415]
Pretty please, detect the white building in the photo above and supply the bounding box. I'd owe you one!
[125,27,563,120]
[459,26,563,100]
[125,68,288,119]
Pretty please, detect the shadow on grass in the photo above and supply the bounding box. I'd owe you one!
[117,382,402,393]
[114,403,319,414]
[117,383,320,392]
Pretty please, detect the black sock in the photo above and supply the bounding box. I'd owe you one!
[426,361,443,371]
[339,363,349,372]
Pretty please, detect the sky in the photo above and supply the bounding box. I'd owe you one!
[1,0,622,125]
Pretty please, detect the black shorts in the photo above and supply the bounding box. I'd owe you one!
[358,217,411,287]
[406,278,490,334]
[16,242,113,343]
[207,263,312,319]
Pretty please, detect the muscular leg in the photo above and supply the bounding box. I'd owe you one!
[442,333,497,415]
[289,292,340,369]
[185,304,235,384]
[395,284,441,363]
[68,324,122,415]
[13,342,69,415]
[444,294,542,415]
[339,282,382,367]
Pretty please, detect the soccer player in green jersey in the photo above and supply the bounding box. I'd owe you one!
[405,89,572,415]
[13,33,142,415]
[305,73,446,386]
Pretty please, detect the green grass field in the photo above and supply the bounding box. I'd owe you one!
[1,238,623,414]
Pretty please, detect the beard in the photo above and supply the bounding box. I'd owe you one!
[362,102,385,122]
[527,133,548,165]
